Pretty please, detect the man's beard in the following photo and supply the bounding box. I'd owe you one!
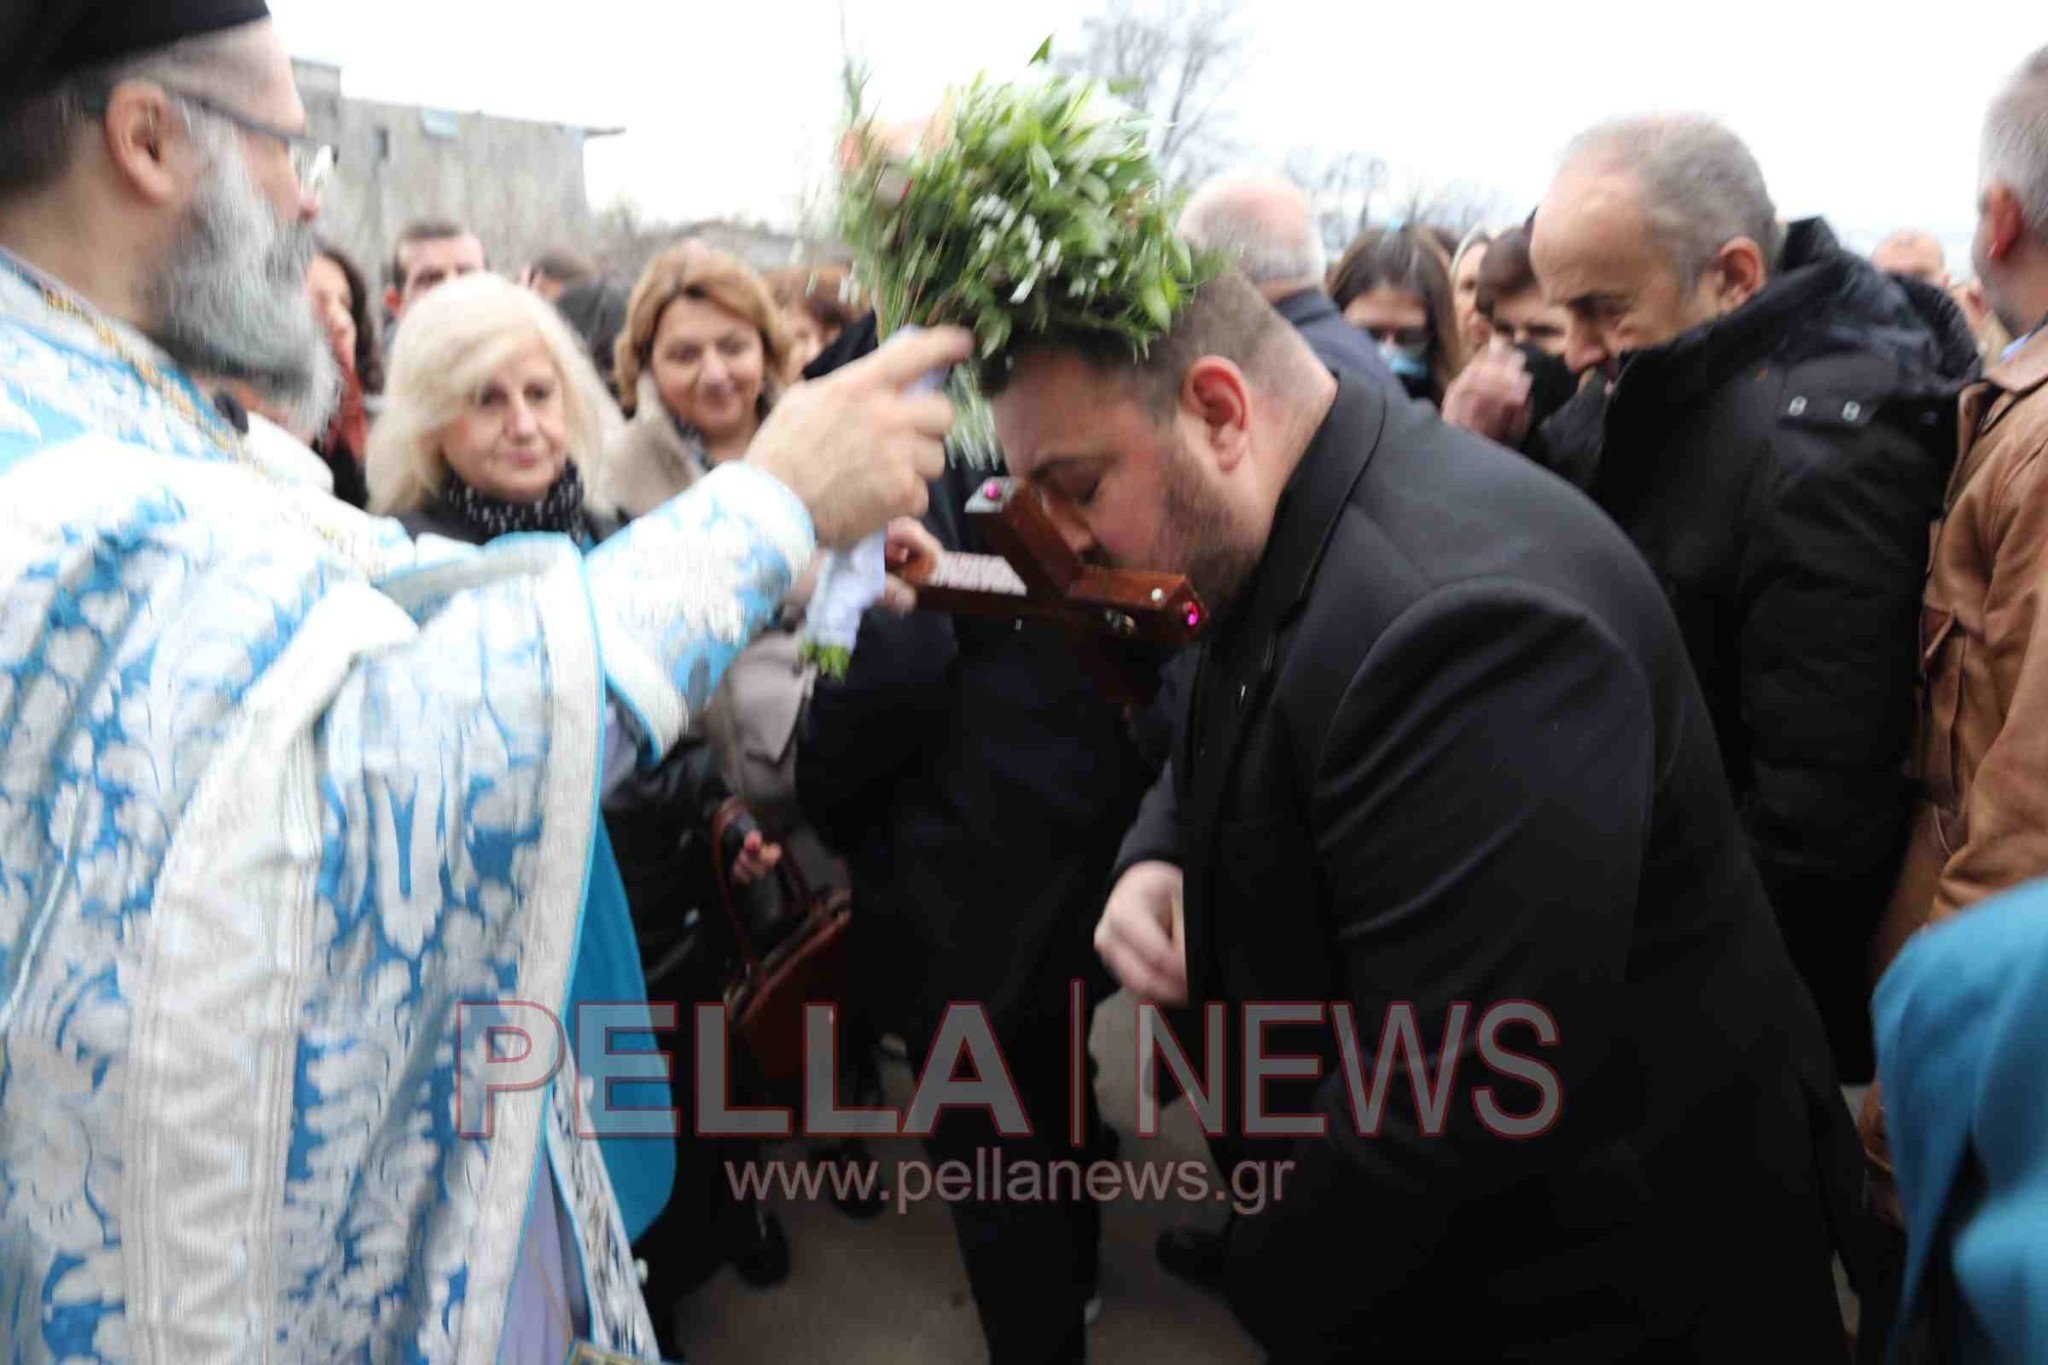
[147,137,338,436]
[1155,435,1261,621]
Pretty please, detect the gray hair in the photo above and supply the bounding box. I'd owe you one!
[1178,176,1327,289]
[1561,115,1779,288]
[1983,45,2048,240]
[0,26,254,203]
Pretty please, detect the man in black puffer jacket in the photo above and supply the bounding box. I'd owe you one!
[1446,115,1979,1084]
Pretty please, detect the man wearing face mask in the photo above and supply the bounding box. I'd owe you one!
[1445,116,1979,1084]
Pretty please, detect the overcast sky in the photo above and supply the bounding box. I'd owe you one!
[271,0,2044,275]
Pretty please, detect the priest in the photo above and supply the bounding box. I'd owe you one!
[0,4,963,1359]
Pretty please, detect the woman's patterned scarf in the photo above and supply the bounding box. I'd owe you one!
[434,462,586,539]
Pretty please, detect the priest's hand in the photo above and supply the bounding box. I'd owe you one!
[745,326,972,549]
[1097,860,1188,1005]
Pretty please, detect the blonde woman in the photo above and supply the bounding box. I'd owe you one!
[369,272,619,547]
[373,270,800,1327]
[1448,225,1496,360]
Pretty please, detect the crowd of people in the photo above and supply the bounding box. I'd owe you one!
[6,0,2048,1361]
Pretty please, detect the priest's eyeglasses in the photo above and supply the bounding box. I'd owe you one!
[164,89,339,197]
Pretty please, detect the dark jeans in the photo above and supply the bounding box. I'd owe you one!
[912,1009,1103,1365]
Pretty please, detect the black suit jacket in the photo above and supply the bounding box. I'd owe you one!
[1117,376,1867,1359]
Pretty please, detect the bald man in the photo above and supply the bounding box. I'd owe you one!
[1872,229,1951,288]
[1179,173,1403,397]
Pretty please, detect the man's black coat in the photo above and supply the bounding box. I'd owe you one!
[1529,219,1978,1079]
[1116,372,1866,1359]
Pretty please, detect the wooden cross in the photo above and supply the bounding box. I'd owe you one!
[904,476,1209,703]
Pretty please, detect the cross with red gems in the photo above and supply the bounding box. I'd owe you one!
[905,477,1208,703]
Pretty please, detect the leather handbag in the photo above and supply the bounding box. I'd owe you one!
[709,797,851,1085]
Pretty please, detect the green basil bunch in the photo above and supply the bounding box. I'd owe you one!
[839,61,1217,370]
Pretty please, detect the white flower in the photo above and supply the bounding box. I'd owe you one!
[1011,272,1039,304]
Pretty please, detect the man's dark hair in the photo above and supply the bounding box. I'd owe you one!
[978,269,1290,421]
[553,276,632,387]
[530,247,594,289]
[1474,225,1539,317]
[389,218,478,290]
[317,239,384,392]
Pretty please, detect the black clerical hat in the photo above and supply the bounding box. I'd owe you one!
[2,0,271,108]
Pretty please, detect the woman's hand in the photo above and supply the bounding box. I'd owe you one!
[731,829,784,886]
[1442,339,1535,447]
[879,517,944,614]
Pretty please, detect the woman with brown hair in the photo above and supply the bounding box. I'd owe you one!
[602,244,793,514]
[762,263,864,375]
[602,244,822,812]
[1330,224,1468,405]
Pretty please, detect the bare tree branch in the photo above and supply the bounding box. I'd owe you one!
[1056,0,1246,189]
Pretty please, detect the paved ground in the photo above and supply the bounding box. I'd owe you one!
[664,996,1865,1362]
[669,991,1260,1364]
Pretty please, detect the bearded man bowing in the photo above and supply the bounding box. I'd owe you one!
[980,270,1872,1359]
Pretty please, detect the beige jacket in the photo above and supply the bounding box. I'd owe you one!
[599,379,817,825]
[1876,327,2048,971]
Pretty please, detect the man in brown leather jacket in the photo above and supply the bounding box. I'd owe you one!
[1864,43,2048,1208]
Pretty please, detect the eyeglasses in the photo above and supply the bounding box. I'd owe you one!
[164,88,339,197]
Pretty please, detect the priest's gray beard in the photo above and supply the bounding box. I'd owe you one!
[147,118,337,436]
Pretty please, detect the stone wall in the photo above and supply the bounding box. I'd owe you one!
[296,59,601,291]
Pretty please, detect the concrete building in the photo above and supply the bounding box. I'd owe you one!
[294,59,619,289]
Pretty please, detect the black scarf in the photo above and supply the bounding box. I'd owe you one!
[434,463,586,540]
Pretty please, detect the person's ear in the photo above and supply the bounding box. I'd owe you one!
[1181,357,1253,472]
[100,81,189,206]
[1710,237,1768,312]
[1983,183,2026,265]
